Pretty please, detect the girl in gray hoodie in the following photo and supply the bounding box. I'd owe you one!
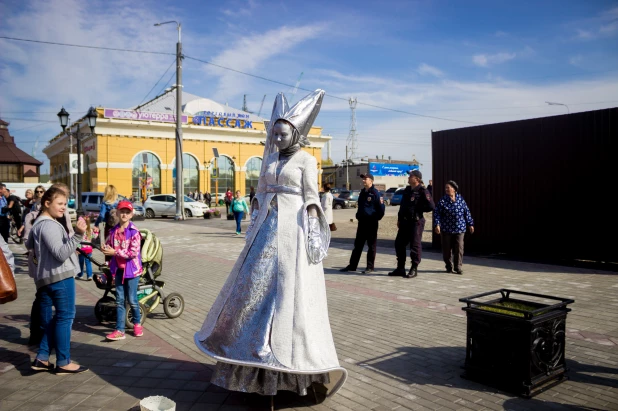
[26,186,89,374]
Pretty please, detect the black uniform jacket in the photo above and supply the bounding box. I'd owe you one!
[356,186,385,222]
[397,185,435,223]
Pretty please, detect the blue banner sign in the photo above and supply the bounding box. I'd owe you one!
[192,111,253,129]
[368,162,419,177]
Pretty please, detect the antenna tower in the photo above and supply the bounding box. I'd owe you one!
[347,97,358,163]
[257,94,267,117]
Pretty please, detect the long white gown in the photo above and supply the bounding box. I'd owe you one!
[194,149,347,397]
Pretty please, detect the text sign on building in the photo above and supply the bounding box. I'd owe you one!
[104,108,188,124]
[192,111,253,129]
[368,162,419,177]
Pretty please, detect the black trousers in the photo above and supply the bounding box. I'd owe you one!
[395,219,425,269]
[349,220,379,270]
[0,216,9,242]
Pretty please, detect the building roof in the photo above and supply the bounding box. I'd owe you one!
[134,89,265,122]
[0,120,43,165]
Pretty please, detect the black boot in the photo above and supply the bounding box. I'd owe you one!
[388,268,406,277]
[404,265,418,279]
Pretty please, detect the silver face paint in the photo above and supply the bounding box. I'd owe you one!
[273,122,293,151]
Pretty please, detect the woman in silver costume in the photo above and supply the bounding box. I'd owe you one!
[195,90,347,398]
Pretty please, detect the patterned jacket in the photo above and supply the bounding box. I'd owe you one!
[106,222,142,281]
[433,194,474,234]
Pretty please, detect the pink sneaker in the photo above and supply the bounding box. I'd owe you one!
[133,324,144,337]
[106,330,125,341]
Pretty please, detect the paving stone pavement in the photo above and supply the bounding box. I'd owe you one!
[1,216,617,411]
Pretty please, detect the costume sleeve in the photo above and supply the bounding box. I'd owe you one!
[463,198,474,227]
[433,198,442,227]
[115,230,141,260]
[301,155,330,263]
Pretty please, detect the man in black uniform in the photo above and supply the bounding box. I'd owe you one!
[389,170,434,278]
[340,173,385,274]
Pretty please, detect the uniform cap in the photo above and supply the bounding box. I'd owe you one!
[360,173,374,181]
[117,200,133,211]
[409,170,422,179]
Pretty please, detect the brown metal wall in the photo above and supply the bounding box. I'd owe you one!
[431,107,616,262]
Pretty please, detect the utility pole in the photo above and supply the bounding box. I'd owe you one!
[345,145,349,190]
[155,20,184,220]
[347,97,358,172]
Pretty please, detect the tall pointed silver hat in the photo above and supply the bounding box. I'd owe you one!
[257,93,289,178]
[275,89,325,145]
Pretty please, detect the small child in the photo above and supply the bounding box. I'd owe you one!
[76,217,98,281]
[103,201,144,340]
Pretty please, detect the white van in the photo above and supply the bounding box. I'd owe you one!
[81,192,144,217]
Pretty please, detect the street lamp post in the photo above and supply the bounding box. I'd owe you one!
[545,101,570,114]
[155,20,184,220]
[57,106,98,216]
[345,145,349,190]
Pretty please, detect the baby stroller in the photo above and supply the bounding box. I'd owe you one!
[80,229,185,329]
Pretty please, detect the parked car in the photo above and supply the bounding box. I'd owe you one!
[144,194,210,218]
[390,188,406,206]
[332,196,351,209]
[383,187,399,205]
[337,190,360,208]
[79,191,144,220]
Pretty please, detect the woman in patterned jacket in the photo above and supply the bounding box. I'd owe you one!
[433,180,474,274]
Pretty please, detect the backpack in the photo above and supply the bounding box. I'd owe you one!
[104,201,119,228]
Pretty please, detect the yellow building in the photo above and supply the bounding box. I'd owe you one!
[44,90,330,200]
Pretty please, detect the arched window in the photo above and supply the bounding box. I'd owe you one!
[172,154,199,195]
[245,157,262,195]
[132,152,161,201]
[210,155,235,198]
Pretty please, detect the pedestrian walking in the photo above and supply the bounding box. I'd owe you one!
[205,191,212,207]
[0,183,10,243]
[249,186,255,204]
[26,186,89,374]
[231,190,249,235]
[320,183,335,230]
[7,189,23,233]
[102,201,144,341]
[433,180,474,274]
[389,170,435,278]
[95,185,119,244]
[427,179,433,196]
[340,173,385,274]
[224,188,233,215]
[76,217,98,281]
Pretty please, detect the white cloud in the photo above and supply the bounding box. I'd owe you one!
[417,63,444,78]
[472,52,516,67]
[569,55,583,66]
[576,29,595,40]
[205,24,327,101]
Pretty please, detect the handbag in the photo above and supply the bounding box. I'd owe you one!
[329,223,337,232]
[0,249,17,304]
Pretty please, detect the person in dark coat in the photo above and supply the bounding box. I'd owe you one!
[340,173,385,274]
[389,170,435,278]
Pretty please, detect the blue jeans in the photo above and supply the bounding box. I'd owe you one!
[37,277,76,367]
[115,269,141,332]
[233,211,244,233]
[77,253,93,279]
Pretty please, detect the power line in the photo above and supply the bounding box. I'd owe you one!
[0,36,174,56]
[134,59,177,110]
[183,55,481,125]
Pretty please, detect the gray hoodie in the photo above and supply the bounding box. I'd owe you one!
[25,216,83,289]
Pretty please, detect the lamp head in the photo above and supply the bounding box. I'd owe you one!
[57,107,69,131]
[86,106,98,131]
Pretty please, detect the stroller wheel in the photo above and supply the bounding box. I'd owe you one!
[94,296,115,324]
[163,292,185,319]
[126,302,147,329]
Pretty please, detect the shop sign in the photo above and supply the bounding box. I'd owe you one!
[369,162,419,177]
[104,108,188,123]
[192,111,253,129]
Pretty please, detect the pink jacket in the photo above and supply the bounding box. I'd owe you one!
[106,222,142,281]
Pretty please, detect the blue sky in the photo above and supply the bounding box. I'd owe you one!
[1,0,617,182]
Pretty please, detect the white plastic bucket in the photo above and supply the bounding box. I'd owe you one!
[139,396,176,411]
